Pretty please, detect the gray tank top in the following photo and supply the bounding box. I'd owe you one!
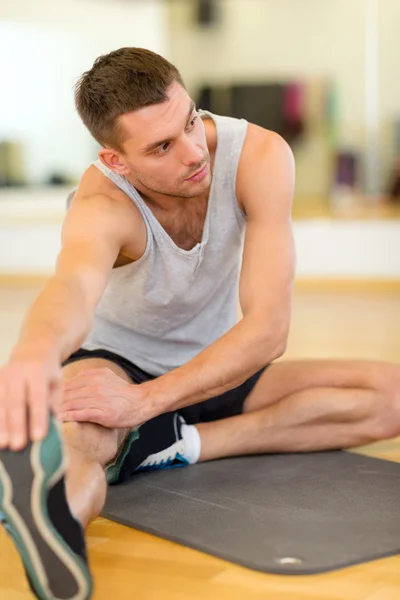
[82,111,248,375]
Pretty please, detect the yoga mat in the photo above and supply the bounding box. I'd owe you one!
[102,452,400,574]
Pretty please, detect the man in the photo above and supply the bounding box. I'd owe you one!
[0,47,398,600]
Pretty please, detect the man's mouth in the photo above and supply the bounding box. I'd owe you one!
[185,163,208,182]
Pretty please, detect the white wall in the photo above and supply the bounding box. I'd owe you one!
[170,0,364,142]
[1,189,400,279]
[0,0,168,185]
[168,0,400,195]
[3,219,400,279]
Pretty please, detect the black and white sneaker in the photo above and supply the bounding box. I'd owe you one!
[0,414,93,600]
[106,412,189,485]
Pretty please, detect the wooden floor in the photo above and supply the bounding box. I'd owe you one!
[0,286,400,599]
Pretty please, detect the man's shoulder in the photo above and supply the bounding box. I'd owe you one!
[64,170,146,262]
[239,124,294,180]
[243,123,291,157]
[65,166,144,246]
[74,165,129,204]
[203,116,218,156]
[236,124,295,210]
[68,165,140,218]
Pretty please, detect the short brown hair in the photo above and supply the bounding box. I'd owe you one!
[74,47,185,151]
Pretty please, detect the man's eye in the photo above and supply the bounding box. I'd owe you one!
[154,142,170,155]
[187,116,198,129]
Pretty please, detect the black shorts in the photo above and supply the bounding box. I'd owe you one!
[63,348,268,425]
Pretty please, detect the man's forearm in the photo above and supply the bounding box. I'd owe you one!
[12,276,90,363]
[141,315,287,417]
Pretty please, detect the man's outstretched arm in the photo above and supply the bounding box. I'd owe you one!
[1,193,134,449]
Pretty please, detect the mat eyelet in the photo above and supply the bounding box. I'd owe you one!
[275,557,303,566]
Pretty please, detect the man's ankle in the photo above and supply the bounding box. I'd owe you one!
[65,454,107,529]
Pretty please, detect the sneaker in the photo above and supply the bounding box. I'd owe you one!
[106,412,189,485]
[0,414,93,600]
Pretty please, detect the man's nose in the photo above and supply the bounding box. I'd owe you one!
[180,137,204,166]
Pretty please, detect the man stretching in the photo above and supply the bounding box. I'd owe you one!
[0,48,398,600]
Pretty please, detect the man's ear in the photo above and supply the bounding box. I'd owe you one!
[98,148,130,175]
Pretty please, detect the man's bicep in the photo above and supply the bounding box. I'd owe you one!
[55,200,125,311]
[238,130,295,334]
[239,216,295,322]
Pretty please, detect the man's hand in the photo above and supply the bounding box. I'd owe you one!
[0,342,62,451]
[58,368,153,429]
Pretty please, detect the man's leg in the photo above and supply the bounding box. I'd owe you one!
[61,358,132,528]
[61,358,193,509]
[0,357,132,600]
[196,359,400,462]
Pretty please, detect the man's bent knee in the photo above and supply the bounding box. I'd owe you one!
[60,356,133,466]
[62,420,121,467]
[62,357,133,384]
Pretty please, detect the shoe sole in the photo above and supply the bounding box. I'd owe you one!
[0,415,93,600]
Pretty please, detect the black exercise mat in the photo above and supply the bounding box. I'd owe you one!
[102,452,400,574]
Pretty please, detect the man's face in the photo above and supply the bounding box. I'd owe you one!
[110,82,211,199]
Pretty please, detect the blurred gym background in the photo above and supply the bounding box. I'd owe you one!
[0,0,399,364]
[1,3,400,597]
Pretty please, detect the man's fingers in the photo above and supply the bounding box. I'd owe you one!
[0,361,62,450]
[49,380,62,415]
[27,374,49,442]
[0,382,8,448]
[62,390,93,404]
[63,368,114,391]
[8,380,28,451]
[59,386,98,416]
[59,408,103,424]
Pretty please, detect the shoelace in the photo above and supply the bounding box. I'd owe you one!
[142,457,174,469]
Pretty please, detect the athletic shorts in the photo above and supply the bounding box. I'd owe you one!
[63,348,268,424]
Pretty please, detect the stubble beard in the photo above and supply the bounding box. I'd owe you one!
[134,162,212,200]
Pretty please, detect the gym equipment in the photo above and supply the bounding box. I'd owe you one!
[103,452,400,574]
